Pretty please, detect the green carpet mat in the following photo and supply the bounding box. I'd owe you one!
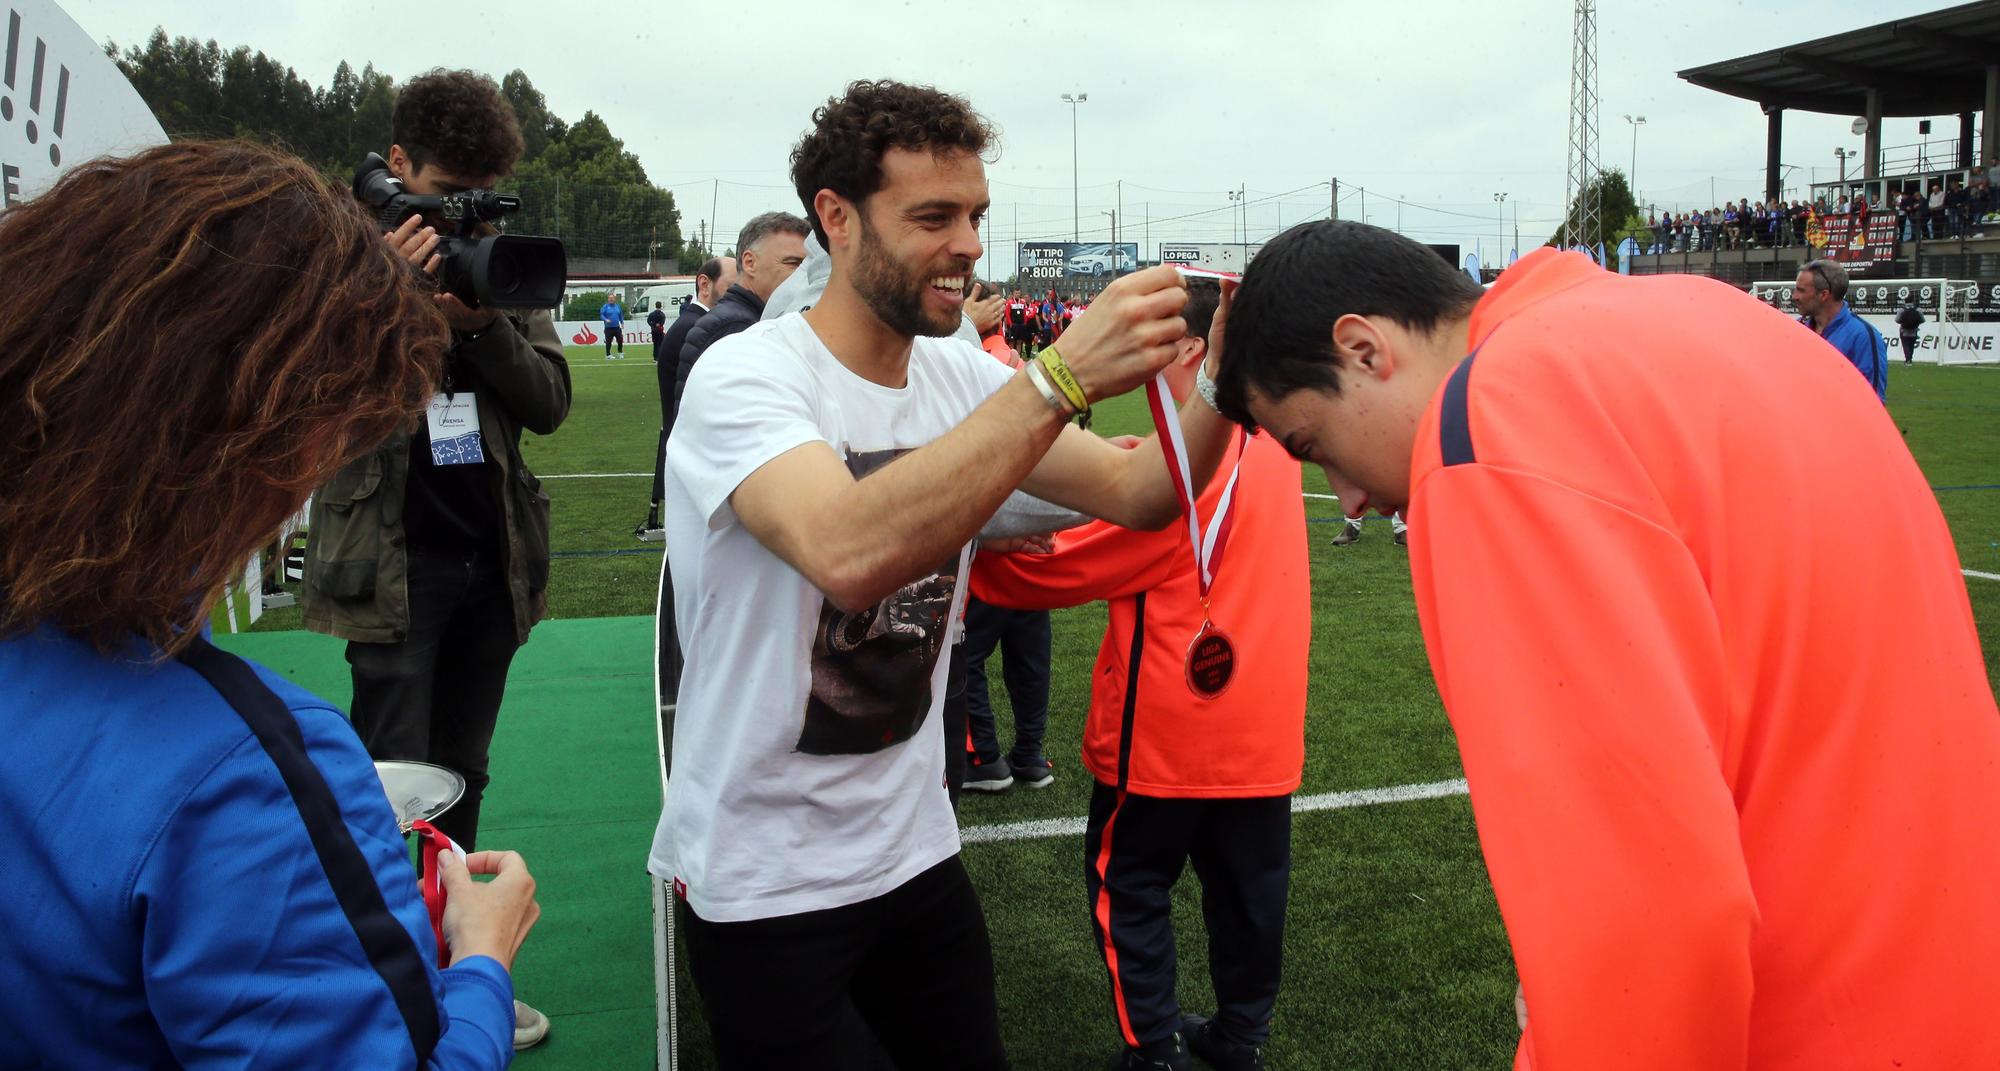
[215,616,661,1071]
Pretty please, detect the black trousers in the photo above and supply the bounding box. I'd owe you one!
[652,358,673,506]
[959,598,1051,764]
[605,325,623,353]
[1902,332,1920,363]
[1083,782,1291,1049]
[346,548,520,850]
[679,855,1008,1070]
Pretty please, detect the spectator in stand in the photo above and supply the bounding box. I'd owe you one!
[1969,168,1992,236]
[1927,181,1946,238]
[671,211,810,418]
[1898,186,1923,242]
[1722,204,1741,249]
[1945,178,1969,238]
[1793,258,1887,402]
[1738,199,1755,246]
[1749,202,1767,248]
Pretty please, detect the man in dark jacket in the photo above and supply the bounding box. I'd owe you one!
[639,257,734,539]
[672,211,810,419]
[647,301,668,359]
[297,68,568,1051]
[1896,299,1926,365]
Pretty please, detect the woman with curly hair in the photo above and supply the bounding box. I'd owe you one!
[0,140,539,1069]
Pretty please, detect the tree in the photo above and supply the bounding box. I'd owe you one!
[1545,169,1640,258]
[500,70,566,163]
[103,31,684,265]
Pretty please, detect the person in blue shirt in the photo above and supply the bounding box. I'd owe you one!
[1793,258,1887,402]
[600,295,626,357]
[0,141,541,1069]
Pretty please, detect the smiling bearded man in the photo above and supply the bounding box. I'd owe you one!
[647,80,1239,1068]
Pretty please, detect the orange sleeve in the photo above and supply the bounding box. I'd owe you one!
[970,519,1183,611]
[1408,463,1757,1071]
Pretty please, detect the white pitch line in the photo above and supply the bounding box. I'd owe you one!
[1965,570,2000,582]
[541,472,652,479]
[959,777,1469,844]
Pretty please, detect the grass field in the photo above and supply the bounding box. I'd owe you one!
[242,347,2000,1069]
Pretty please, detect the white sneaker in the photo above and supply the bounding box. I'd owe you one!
[514,999,550,1050]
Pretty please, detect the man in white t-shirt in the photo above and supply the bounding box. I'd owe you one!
[649,79,1235,1068]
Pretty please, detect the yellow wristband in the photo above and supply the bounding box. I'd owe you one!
[1035,346,1090,413]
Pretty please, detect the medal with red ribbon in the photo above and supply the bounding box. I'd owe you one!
[1144,368,1247,698]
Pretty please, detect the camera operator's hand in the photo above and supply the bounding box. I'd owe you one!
[437,293,501,333]
[1044,266,1187,404]
[386,214,442,273]
[385,215,501,333]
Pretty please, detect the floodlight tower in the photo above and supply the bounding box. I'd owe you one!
[1563,0,1602,249]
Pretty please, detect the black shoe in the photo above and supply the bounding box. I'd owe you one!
[1183,1014,1264,1071]
[1107,1034,1191,1071]
[1329,521,1362,546]
[963,754,1013,793]
[1009,753,1055,789]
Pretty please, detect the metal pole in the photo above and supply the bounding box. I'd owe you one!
[1071,105,1079,241]
[1330,177,1339,221]
[710,179,719,253]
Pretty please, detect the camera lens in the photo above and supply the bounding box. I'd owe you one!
[484,250,517,296]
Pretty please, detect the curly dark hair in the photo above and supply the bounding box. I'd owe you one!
[0,141,447,657]
[790,80,995,246]
[392,68,525,178]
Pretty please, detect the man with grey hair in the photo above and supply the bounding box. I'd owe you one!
[673,212,811,415]
[1791,258,1886,402]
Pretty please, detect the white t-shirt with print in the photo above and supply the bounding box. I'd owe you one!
[647,313,1015,923]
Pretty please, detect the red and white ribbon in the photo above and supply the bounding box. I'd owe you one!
[1144,373,1245,598]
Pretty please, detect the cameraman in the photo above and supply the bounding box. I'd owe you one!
[300,68,570,1052]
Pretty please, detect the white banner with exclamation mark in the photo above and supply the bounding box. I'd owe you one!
[0,0,165,207]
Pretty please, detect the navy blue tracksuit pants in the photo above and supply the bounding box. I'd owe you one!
[1083,783,1291,1051]
[959,597,1051,764]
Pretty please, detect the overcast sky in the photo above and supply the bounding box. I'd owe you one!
[62,0,1977,274]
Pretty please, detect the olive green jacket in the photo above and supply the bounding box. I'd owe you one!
[300,309,570,646]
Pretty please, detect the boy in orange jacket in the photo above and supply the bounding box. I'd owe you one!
[975,281,1309,1071]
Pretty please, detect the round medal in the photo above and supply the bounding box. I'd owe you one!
[1184,623,1236,698]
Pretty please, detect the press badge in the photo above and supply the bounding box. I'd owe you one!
[426,392,484,466]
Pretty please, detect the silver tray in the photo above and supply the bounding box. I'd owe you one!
[374,760,466,834]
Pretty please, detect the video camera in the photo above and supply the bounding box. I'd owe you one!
[352,153,566,309]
